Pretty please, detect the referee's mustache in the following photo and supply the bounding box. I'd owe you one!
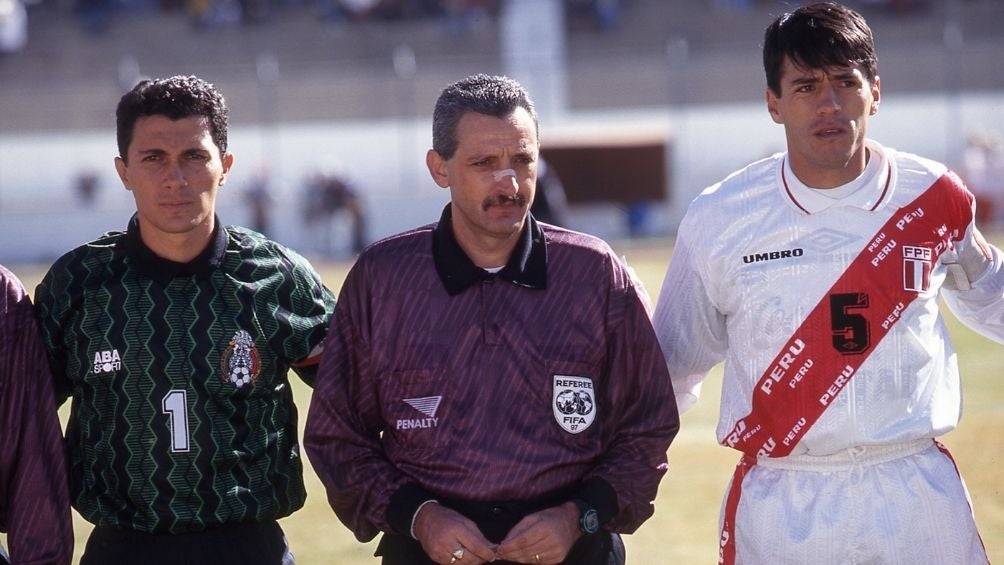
[482,194,528,210]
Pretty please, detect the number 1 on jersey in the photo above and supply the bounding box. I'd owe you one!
[162,389,191,453]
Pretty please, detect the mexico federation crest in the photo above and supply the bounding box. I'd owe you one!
[552,375,596,434]
[220,329,261,388]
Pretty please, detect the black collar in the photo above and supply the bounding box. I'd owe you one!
[118,213,228,282]
[432,205,547,296]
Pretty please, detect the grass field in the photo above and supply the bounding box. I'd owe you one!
[5,235,1003,563]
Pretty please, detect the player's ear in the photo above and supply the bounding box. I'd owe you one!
[114,156,132,192]
[218,152,235,186]
[766,88,783,124]
[869,76,881,115]
[426,149,450,189]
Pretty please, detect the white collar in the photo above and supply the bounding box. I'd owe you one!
[779,140,893,214]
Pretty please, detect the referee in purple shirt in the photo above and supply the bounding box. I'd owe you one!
[0,265,73,564]
[304,74,680,565]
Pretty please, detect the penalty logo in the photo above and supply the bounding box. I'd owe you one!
[397,396,442,430]
[553,375,596,434]
[220,329,261,388]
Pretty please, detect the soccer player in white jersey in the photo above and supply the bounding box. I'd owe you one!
[653,2,1004,564]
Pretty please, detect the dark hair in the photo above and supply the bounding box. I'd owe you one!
[116,75,229,161]
[432,74,538,160]
[763,2,878,96]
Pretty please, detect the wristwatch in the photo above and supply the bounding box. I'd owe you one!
[573,499,600,535]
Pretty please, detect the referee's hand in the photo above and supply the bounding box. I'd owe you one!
[413,502,497,564]
[494,501,583,564]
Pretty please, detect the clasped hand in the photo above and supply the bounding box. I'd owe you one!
[413,501,583,564]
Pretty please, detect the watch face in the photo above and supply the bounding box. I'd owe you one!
[581,508,600,534]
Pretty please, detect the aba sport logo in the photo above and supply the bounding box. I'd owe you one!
[92,349,122,375]
[553,375,596,434]
[220,329,261,388]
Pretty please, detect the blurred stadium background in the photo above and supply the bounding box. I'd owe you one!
[1,0,1003,562]
[2,0,1004,263]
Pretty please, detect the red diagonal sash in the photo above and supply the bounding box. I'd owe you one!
[722,174,971,459]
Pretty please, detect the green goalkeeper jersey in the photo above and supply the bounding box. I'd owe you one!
[35,215,335,534]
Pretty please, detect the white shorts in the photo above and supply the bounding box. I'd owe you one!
[718,439,989,565]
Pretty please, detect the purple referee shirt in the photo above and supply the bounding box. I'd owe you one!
[0,265,72,564]
[305,207,679,543]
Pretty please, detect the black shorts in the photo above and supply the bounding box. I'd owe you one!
[80,520,294,565]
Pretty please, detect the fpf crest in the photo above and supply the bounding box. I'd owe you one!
[902,245,932,292]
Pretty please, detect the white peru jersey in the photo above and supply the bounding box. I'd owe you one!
[654,140,1004,457]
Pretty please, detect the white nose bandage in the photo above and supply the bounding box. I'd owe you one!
[493,168,517,182]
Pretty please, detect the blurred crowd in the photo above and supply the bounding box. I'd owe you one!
[185,0,502,31]
[0,0,633,47]
[707,0,931,12]
[69,0,499,33]
[0,0,951,56]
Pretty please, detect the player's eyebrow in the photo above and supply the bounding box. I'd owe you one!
[787,76,819,90]
[135,147,209,157]
[464,152,496,164]
[827,69,860,82]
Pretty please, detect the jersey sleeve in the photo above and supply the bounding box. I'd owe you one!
[303,258,416,541]
[0,268,73,564]
[276,247,336,386]
[33,259,75,405]
[652,210,729,413]
[942,226,1004,343]
[930,173,1004,343]
[578,255,680,533]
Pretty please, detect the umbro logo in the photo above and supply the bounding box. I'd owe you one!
[743,248,804,264]
[93,349,122,375]
[397,396,441,430]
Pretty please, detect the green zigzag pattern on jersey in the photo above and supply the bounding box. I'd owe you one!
[71,245,125,527]
[126,279,163,532]
[238,243,299,517]
[199,276,246,523]
[173,278,213,531]
[117,276,170,532]
[48,228,318,533]
[157,278,193,532]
